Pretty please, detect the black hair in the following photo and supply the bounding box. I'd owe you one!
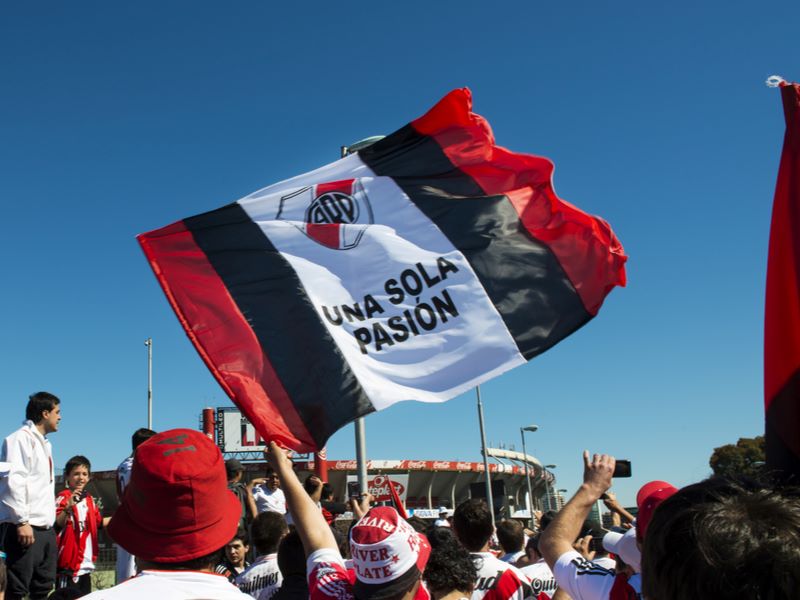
[251,511,289,556]
[321,482,334,500]
[64,455,91,477]
[230,528,250,547]
[538,510,557,532]
[132,428,157,451]
[642,476,800,599]
[405,515,428,534]
[277,530,306,578]
[423,539,477,599]
[426,524,456,549]
[496,519,524,553]
[25,391,60,423]
[453,499,493,552]
[525,534,541,557]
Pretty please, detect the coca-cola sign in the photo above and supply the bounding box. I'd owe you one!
[432,461,453,470]
[346,474,409,502]
[406,461,427,470]
[335,460,357,470]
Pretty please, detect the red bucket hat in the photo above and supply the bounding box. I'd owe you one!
[350,506,431,600]
[107,428,241,563]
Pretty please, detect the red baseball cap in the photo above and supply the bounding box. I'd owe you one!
[350,506,431,600]
[636,480,678,543]
[108,428,241,563]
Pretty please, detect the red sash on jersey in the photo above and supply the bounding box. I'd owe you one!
[55,489,100,577]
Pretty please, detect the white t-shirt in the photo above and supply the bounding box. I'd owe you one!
[499,550,525,564]
[520,559,556,598]
[253,486,286,515]
[470,552,531,600]
[81,569,252,599]
[235,554,283,600]
[553,551,641,600]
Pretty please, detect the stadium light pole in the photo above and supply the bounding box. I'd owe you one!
[476,385,495,528]
[519,424,538,529]
[544,464,557,511]
[144,337,153,429]
[340,136,385,493]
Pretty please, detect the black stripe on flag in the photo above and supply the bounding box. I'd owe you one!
[360,126,592,360]
[184,204,375,447]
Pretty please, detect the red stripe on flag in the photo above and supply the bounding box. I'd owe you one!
[386,475,407,519]
[316,179,355,195]
[765,82,800,478]
[411,88,627,316]
[137,221,316,451]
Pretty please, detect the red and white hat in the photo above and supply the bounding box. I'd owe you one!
[350,506,431,600]
[108,428,241,563]
[636,480,678,543]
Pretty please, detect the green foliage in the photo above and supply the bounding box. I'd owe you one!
[709,436,765,478]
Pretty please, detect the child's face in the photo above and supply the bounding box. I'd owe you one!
[67,465,90,490]
[226,539,248,566]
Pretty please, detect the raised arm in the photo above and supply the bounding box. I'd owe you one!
[264,442,337,555]
[539,451,614,570]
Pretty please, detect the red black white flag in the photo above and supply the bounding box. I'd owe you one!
[137,89,627,453]
[765,81,800,482]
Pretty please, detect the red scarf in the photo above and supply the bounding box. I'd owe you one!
[55,489,99,577]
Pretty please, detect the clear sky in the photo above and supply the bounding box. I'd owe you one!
[2,1,796,507]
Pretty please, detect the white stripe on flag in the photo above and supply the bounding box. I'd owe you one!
[238,155,525,411]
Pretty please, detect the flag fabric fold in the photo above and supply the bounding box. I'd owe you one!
[765,81,800,482]
[138,88,627,452]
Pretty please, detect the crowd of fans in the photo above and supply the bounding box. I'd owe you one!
[1,392,799,600]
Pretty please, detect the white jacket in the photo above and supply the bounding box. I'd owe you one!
[0,420,55,527]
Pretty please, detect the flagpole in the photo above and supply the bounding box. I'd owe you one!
[476,385,495,528]
[145,337,153,429]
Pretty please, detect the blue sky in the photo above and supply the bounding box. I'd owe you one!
[2,1,796,506]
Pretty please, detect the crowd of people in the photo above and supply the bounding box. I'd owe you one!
[1,391,799,600]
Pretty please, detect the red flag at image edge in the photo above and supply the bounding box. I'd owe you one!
[765,81,800,482]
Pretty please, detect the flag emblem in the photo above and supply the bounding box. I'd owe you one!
[277,179,373,250]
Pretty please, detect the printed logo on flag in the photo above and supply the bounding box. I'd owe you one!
[276,179,373,250]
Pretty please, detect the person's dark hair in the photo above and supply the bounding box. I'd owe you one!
[525,534,541,557]
[64,455,91,477]
[642,476,800,599]
[426,524,456,549]
[406,515,428,534]
[0,552,6,594]
[496,519,524,553]
[251,511,289,556]
[330,525,349,559]
[321,482,334,501]
[230,528,250,547]
[453,499,493,552]
[277,530,306,578]
[423,539,478,599]
[145,547,224,571]
[26,391,60,423]
[132,428,157,451]
[538,510,557,532]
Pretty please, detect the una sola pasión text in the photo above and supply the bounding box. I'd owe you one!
[320,257,462,355]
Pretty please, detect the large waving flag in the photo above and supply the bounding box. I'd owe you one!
[765,80,800,482]
[138,89,627,452]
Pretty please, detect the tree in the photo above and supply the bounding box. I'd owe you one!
[709,436,765,478]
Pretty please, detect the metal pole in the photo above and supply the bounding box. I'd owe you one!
[476,386,495,528]
[339,142,369,494]
[520,429,535,529]
[145,338,153,429]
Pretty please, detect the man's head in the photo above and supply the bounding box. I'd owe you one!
[264,466,280,491]
[524,534,541,562]
[64,455,91,491]
[423,538,477,600]
[107,428,241,569]
[225,458,245,483]
[453,499,493,552]
[132,428,156,452]
[495,519,524,554]
[251,511,288,556]
[277,530,306,579]
[349,506,431,600]
[642,476,800,599]
[321,482,334,501]
[26,391,61,433]
[225,530,250,568]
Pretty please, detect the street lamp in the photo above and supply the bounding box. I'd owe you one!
[519,425,538,528]
[544,464,557,511]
